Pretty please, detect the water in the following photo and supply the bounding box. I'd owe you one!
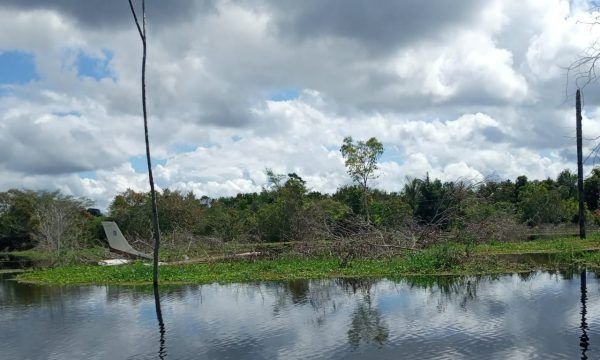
[1,271,598,359]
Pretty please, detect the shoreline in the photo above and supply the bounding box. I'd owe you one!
[13,237,600,285]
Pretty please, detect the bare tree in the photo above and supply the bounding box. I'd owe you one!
[128,0,161,285]
[566,9,600,165]
[34,193,90,252]
[566,12,600,239]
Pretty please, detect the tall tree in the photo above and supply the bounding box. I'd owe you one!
[340,137,384,222]
[576,89,586,239]
[128,0,161,285]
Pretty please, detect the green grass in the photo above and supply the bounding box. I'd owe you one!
[15,246,598,285]
[3,247,108,265]
[12,235,600,285]
[474,234,600,254]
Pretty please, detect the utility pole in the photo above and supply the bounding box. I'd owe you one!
[576,89,586,239]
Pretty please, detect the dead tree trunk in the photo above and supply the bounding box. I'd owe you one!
[128,0,161,285]
[576,89,586,239]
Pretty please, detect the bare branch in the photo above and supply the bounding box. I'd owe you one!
[128,0,145,41]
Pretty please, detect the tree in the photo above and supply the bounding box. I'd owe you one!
[128,0,161,285]
[576,89,586,239]
[518,182,571,225]
[333,185,364,216]
[340,136,384,222]
[258,172,308,241]
[34,192,91,252]
[109,189,152,239]
[0,190,39,250]
[584,168,600,212]
[412,174,447,225]
[556,169,578,200]
[402,177,422,212]
[109,189,205,242]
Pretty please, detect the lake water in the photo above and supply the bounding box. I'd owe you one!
[1,270,598,359]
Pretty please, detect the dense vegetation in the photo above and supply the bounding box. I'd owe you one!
[16,235,600,285]
[2,168,600,255]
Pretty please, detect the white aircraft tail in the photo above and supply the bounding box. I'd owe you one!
[101,221,152,260]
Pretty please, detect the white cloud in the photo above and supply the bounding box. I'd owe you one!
[1,0,600,209]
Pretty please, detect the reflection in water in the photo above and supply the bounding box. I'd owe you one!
[154,284,167,359]
[580,270,589,360]
[338,278,376,294]
[286,279,310,304]
[2,272,600,359]
[405,276,480,311]
[347,293,389,348]
[338,279,389,348]
[272,279,348,327]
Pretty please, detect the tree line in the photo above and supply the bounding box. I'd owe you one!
[2,168,600,252]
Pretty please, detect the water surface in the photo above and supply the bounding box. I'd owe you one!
[1,271,598,359]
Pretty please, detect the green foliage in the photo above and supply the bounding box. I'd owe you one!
[477,180,517,204]
[2,166,597,254]
[584,168,600,212]
[201,201,258,242]
[518,181,578,225]
[257,172,308,241]
[0,190,94,251]
[108,188,205,240]
[108,189,151,239]
[0,190,39,250]
[16,235,600,285]
[333,185,364,216]
[369,192,412,228]
[340,136,384,222]
[518,182,562,225]
[556,169,577,199]
[406,175,462,227]
[158,189,205,234]
[308,198,351,223]
[340,136,384,188]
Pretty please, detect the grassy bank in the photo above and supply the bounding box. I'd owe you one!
[4,247,108,264]
[15,235,600,285]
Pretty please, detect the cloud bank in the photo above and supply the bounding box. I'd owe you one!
[1,0,600,209]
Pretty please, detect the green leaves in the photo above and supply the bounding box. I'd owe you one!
[340,136,384,222]
[340,136,384,187]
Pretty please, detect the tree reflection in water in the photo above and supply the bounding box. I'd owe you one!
[153,284,167,359]
[404,276,480,312]
[272,279,350,326]
[266,273,595,354]
[580,270,588,360]
[340,279,389,348]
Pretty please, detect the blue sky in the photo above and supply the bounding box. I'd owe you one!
[130,155,167,173]
[75,49,115,81]
[269,88,300,102]
[0,51,37,84]
[0,49,116,85]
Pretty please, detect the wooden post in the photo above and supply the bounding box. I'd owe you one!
[576,89,586,239]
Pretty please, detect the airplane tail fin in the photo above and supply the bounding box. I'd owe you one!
[101,221,152,260]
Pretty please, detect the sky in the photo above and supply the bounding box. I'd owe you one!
[2,0,600,209]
